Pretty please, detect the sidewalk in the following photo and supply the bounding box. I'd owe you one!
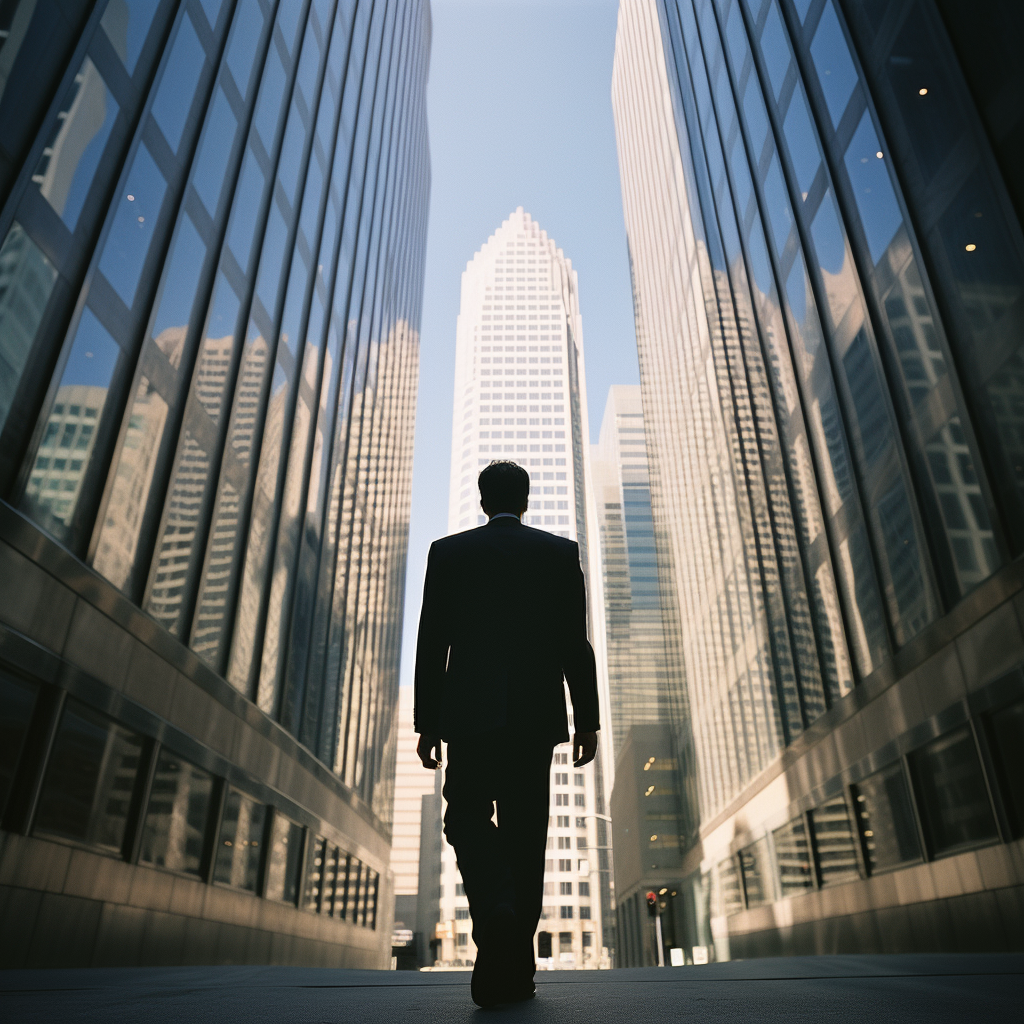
[1,954,1020,1022]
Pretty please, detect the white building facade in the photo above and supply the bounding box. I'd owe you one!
[436,208,612,969]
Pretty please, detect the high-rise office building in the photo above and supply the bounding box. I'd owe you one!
[591,387,692,966]
[0,0,429,968]
[433,208,613,968]
[613,0,1024,958]
[389,686,438,967]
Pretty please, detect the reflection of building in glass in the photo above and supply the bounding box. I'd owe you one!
[613,0,1024,962]
[0,0,429,969]
[432,208,613,969]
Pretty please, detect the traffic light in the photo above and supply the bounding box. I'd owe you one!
[645,890,658,916]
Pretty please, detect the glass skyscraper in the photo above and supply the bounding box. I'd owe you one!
[0,0,429,968]
[613,0,1024,959]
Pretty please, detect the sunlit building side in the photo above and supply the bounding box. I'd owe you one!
[0,0,429,968]
[432,208,614,968]
[613,0,1024,959]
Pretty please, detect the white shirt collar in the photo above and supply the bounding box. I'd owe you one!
[488,512,521,521]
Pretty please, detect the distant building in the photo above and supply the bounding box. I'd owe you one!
[0,0,430,968]
[389,687,440,967]
[613,0,1024,960]
[435,207,612,968]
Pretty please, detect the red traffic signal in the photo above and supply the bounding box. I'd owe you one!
[645,890,658,916]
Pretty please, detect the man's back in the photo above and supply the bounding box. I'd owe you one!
[414,517,598,743]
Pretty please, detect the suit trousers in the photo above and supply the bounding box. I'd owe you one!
[442,729,555,953]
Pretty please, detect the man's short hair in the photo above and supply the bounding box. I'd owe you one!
[478,461,530,513]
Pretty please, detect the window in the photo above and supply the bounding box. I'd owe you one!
[559,931,573,952]
[579,906,591,920]
[577,837,587,849]
[560,882,573,895]
[554,772,568,785]
[987,700,1024,838]
[457,933,468,947]
[576,817,587,828]
[772,816,814,896]
[265,812,304,904]
[33,699,143,854]
[557,836,571,849]
[304,836,326,912]
[556,815,570,828]
[574,794,586,807]
[455,908,470,920]
[574,773,584,786]
[578,882,590,897]
[0,673,37,818]
[554,753,568,765]
[809,797,861,885]
[909,725,998,857]
[739,838,776,907]
[558,859,572,872]
[555,793,568,806]
[455,882,465,895]
[213,788,266,892]
[809,0,859,129]
[139,750,214,876]
[711,857,743,917]
[559,906,573,919]
[852,763,922,873]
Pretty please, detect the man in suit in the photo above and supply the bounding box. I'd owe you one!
[414,460,600,1007]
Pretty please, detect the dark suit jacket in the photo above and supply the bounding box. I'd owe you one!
[413,516,600,744]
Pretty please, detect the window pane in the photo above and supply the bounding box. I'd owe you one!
[303,835,326,911]
[711,856,743,916]
[33,699,143,853]
[224,0,265,97]
[98,143,168,308]
[987,700,1024,839]
[367,870,379,929]
[782,85,821,198]
[852,762,922,874]
[101,0,161,75]
[843,113,903,264]
[759,1,790,101]
[21,310,121,541]
[139,750,213,875]
[909,725,998,857]
[772,815,814,896]
[226,150,265,272]
[0,223,59,435]
[810,192,858,330]
[150,13,206,153]
[213,788,266,890]
[809,1,858,129]
[739,836,776,907]
[252,43,286,148]
[0,672,38,817]
[809,796,860,885]
[265,812,304,903]
[324,845,342,915]
[192,87,239,218]
[36,57,119,231]
[763,154,793,255]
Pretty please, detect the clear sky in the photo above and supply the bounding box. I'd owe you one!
[398,0,639,690]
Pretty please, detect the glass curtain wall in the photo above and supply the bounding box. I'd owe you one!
[612,0,1020,821]
[0,0,429,821]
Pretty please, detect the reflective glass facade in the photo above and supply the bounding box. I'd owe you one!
[613,0,1024,959]
[0,0,428,968]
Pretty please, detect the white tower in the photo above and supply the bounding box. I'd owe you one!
[435,208,612,969]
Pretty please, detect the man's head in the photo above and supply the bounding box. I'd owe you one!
[478,460,530,518]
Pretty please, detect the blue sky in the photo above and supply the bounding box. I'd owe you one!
[398,0,639,688]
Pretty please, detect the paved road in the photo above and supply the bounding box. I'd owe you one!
[1,954,1021,1023]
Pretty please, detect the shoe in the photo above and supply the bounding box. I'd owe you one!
[471,905,517,1008]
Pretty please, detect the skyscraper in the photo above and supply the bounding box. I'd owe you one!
[434,208,613,968]
[613,0,1024,959]
[0,0,429,968]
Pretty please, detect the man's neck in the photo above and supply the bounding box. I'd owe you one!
[488,512,521,521]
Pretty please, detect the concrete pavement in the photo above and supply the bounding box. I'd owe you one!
[1,954,1021,1022]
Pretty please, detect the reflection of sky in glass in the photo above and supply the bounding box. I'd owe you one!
[101,0,162,75]
[743,75,769,156]
[98,144,167,307]
[809,1,858,129]
[793,0,812,21]
[763,155,792,255]
[760,2,790,101]
[253,46,287,147]
[61,309,121,388]
[153,213,206,339]
[151,14,206,153]
[198,0,223,28]
[40,60,119,232]
[782,86,820,196]
[225,0,265,96]
[844,112,903,264]
[227,152,265,270]
[193,88,238,216]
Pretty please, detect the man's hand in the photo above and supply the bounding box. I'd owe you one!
[417,733,442,769]
[573,731,598,767]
